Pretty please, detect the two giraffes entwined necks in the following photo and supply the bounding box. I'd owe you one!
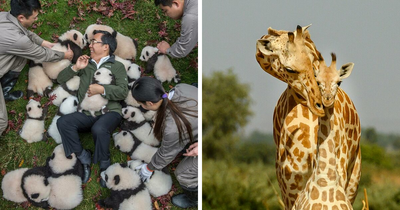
[256,25,361,210]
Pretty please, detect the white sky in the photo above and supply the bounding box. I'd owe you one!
[203,1,400,135]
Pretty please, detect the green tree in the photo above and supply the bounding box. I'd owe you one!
[363,127,378,144]
[202,69,253,159]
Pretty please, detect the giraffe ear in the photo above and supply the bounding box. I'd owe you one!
[256,39,275,56]
[339,63,354,79]
[268,27,287,36]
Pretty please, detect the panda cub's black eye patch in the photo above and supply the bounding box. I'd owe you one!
[51,153,55,159]
[96,72,101,75]
[146,51,149,56]
[31,193,39,199]
[123,131,127,136]
[105,174,108,182]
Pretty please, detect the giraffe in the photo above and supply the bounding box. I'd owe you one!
[256,25,325,209]
[292,53,358,210]
[314,53,362,204]
[255,26,361,209]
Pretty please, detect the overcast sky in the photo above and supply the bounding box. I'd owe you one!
[203,1,400,135]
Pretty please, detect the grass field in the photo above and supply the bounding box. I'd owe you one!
[0,0,198,209]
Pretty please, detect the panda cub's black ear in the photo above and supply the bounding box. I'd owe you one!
[114,175,120,185]
[73,33,78,41]
[44,179,49,186]
[74,100,78,106]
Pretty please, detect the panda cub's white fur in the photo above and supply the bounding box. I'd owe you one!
[1,168,29,203]
[19,99,47,143]
[27,61,53,98]
[49,75,80,106]
[113,130,157,163]
[46,144,83,209]
[115,55,132,71]
[99,163,152,210]
[128,159,172,197]
[42,30,86,80]
[79,68,114,117]
[47,96,78,144]
[140,46,180,83]
[121,106,159,146]
[84,24,138,60]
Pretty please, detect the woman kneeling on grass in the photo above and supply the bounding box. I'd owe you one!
[132,76,198,208]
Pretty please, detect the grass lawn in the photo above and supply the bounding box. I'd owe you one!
[0,0,198,209]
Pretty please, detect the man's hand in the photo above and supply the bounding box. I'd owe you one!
[135,163,153,182]
[157,41,170,54]
[73,55,90,71]
[87,84,105,97]
[64,44,74,61]
[41,40,55,49]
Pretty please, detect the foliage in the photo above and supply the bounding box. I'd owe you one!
[235,131,275,164]
[202,69,253,159]
[0,0,197,209]
[360,143,393,169]
[202,159,282,210]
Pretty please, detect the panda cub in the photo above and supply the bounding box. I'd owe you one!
[128,159,172,198]
[113,130,158,163]
[49,75,80,106]
[124,63,142,107]
[19,99,47,143]
[78,68,115,117]
[140,46,180,83]
[20,167,51,208]
[42,29,86,80]
[115,55,132,71]
[84,24,138,60]
[121,106,159,146]
[1,168,29,203]
[47,96,78,144]
[27,60,53,99]
[46,144,83,209]
[98,163,152,210]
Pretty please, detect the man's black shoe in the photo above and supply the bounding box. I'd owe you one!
[172,186,198,209]
[4,90,23,101]
[82,164,91,183]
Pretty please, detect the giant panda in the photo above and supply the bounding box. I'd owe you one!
[84,24,138,60]
[128,159,172,198]
[20,167,51,208]
[46,144,83,209]
[42,29,86,80]
[47,96,79,144]
[98,163,152,210]
[49,75,80,106]
[78,67,115,117]
[1,168,29,203]
[120,106,159,146]
[19,99,47,143]
[139,46,180,83]
[112,130,158,163]
[27,60,53,99]
[124,63,142,107]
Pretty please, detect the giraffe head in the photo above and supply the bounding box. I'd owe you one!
[315,53,354,107]
[256,25,325,117]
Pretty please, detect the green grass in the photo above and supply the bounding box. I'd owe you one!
[0,0,197,209]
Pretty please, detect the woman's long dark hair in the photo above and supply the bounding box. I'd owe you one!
[131,77,197,144]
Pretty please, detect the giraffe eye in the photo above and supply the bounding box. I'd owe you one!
[337,81,342,86]
[285,67,297,74]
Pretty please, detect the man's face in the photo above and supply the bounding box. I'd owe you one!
[19,10,39,28]
[89,33,107,59]
[159,1,183,20]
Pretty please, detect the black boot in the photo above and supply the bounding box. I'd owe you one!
[77,149,92,183]
[172,186,198,209]
[1,71,23,101]
[99,159,110,188]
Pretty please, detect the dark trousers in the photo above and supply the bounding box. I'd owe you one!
[57,111,122,164]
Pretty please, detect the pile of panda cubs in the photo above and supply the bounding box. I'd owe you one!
[1,144,84,209]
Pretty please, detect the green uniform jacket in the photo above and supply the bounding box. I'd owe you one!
[57,55,128,116]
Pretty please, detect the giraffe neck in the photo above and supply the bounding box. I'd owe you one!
[315,106,339,186]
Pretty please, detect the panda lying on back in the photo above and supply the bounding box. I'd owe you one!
[42,29,86,80]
